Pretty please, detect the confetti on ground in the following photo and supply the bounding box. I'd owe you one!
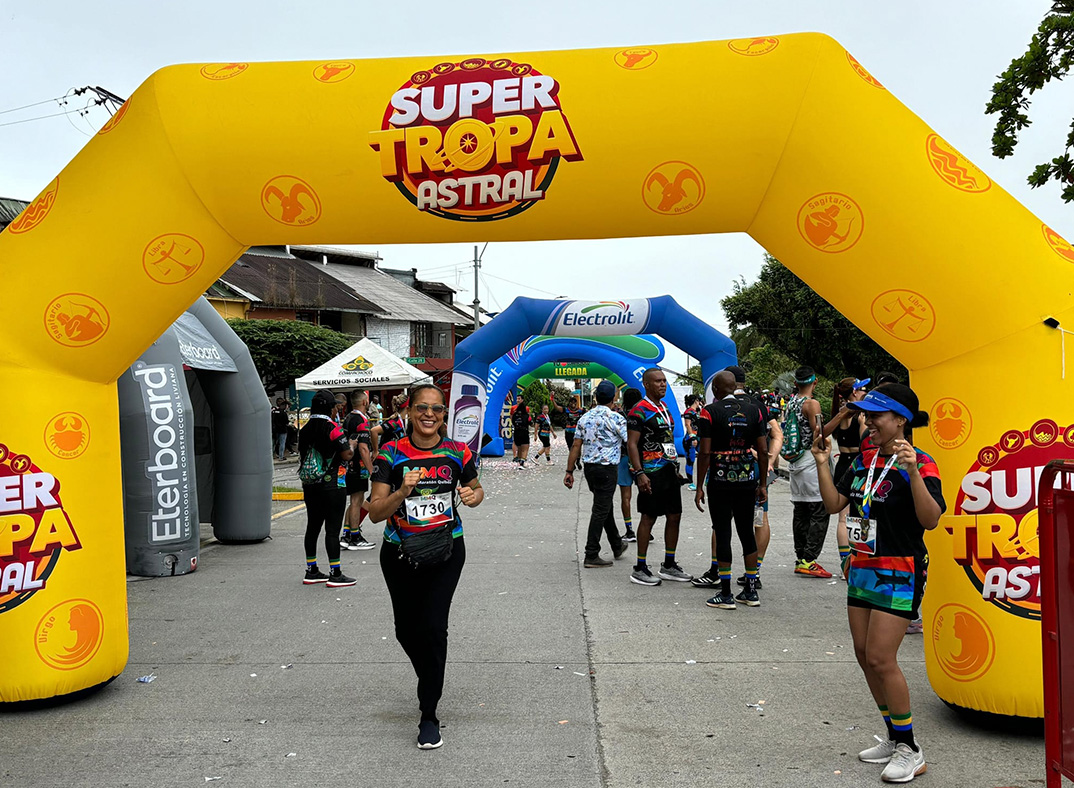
[222,738,231,743]
[205,778,223,783]
[258,720,267,725]
[573,671,587,676]
[136,674,156,684]
[286,753,296,758]
[826,651,835,655]
[249,674,257,678]
[281,664,293,669]
[554,666,564,670]
[558,720,569,725]
[685,660,696,665]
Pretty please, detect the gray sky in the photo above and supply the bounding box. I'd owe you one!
[3,1,1070,375]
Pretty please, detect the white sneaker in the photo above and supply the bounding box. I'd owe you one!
[881,743,925,783]
[859,735,897,763]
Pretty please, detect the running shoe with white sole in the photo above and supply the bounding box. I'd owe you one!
[417,720,443,750]
[858,735,897,764]
[347,533,376,551]
[658,562,692,582]
[905,618,923,635]
[623,530,637,543]
[705,592,736,609]
[326,570,357,588]
[880,743,925,783]
[690,570,720,588]
[630,566,662,586]
[735,588,760,607]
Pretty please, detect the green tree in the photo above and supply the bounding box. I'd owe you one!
[986,1,1074,202]
[721,254,906,382]
[226,318,353,393]
[520,379,551,418]
[675,364,705,398]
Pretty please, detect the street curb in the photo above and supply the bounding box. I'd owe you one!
[272,491,304,501]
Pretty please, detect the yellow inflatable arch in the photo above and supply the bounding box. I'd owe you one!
[2,33,1071,714]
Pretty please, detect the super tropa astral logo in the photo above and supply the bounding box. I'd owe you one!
[368,57,584,221]
[0,443,82,614]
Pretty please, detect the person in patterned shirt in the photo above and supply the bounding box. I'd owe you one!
[564,380,629,567]
[626,368,690,586]
[812,383,944,783]
[368,383,484,751]
[533,404,556,464]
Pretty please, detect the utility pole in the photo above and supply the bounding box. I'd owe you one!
[472,242,488,331]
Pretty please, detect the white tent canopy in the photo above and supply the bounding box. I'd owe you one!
[295,337,431,391]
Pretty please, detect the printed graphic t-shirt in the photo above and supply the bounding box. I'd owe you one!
[835,447,946,559]
[698,397,766,487]
[564,407,583,432]
[372,437,478,544]
[342,410,372,480]
[298,416,349,489]
[626,399,675,475]
[536,414,552,438]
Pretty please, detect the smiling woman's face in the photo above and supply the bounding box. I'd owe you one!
[864,410,905,447]
[409,387,445,439]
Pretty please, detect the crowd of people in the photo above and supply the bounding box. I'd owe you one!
[281,366,944,781]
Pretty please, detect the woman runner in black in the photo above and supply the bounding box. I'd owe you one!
[812,383,944,784]
[368,384,484,750]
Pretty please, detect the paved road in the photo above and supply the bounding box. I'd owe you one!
[1,446,1044,787]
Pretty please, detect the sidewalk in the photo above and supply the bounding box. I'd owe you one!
[0,449,1044,787]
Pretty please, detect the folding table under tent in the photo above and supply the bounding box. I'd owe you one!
[295,337,431,392]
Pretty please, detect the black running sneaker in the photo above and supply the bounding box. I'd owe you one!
[303,568,329,585]
[736,573,762,590]
[326,570,357,588]
[691,570,720,589]
[705,592,737,610]
[623,529,637,543]
[417,720,443,750]
[735,588,760,607]
[347,532,376,551]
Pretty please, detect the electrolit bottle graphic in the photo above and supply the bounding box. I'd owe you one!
[453,384,483,454]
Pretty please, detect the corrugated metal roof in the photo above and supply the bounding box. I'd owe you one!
[313,260,472,325]
[218,253,386,314]
[0,197,29,231]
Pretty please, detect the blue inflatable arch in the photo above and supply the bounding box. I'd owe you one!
[482,334,685,456]
[448,296,737,456]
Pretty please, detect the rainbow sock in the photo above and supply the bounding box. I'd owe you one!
[710,553,719,571]
[757,555,764,573]
[306,557,318,570]
[745,566,759,591]
[663,550,676,567]
[329,558,341,572]
[624,517,633,532]
[636,552,647,569]
[890,711,916,750]
[718,566,732,595]
[839,544,851,563]
[879,705,894,737]
[341,527,351,539]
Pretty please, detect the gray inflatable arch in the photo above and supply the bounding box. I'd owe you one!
[119,297,272,577]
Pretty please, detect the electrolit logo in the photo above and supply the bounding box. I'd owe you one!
[549,299,650,338]
[455,415,480,430]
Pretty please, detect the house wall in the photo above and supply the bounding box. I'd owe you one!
[364,316,410,358]
[207,298,250,320]
[248,306,297,321]
[341,312,366,337]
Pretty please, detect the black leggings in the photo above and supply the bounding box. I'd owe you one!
[303,485,346,562]
[707,485,758,564]
[380,537,466,724]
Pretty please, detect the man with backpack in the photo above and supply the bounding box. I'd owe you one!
[298,389,357,587]
[782,367,833,579]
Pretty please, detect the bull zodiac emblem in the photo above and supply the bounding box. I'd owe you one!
[646,167,702,213]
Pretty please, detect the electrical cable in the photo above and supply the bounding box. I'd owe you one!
[482,271,564,298]
[0,99,105,130]
[0,92,76,116]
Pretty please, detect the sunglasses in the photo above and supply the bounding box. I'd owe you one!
[413,403,447,414]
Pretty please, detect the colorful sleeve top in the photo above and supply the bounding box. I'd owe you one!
[371,437,478,545]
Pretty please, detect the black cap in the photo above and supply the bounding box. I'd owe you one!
[725,365,746,384]
[312,389,335,409]
[595,380,617,404]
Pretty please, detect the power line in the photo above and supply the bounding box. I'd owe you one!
[479,272,502,311]
[0,93,74,116]
[482,271,564,299]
